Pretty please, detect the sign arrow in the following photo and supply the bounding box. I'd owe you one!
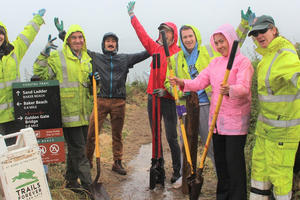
[17,116,23,120]
[16,91,20,96]
[16,102,22,106]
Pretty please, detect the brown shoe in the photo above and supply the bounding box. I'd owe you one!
[112,160,127,175]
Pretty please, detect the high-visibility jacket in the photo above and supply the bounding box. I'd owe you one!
[0,15,44,123]
[164,20,250,105]
[34,25,93,128]
[255,36,300,142]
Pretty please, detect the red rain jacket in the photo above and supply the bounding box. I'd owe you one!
[131,15,180,99]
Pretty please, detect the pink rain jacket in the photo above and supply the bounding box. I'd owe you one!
[183,24,254,135]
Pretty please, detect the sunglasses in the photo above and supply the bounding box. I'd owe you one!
[251,28,270,37]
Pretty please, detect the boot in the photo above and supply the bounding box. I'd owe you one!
[112,160,127,175]
[65,180,85,194]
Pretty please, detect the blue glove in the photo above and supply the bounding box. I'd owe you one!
[33,8,46,17]
[54,17,64,32]
[153,88,166,97]
[42,35,57,56]
[127,1,135,16]
[89,72,100,81]
[176,105,187,117]
[241,7,253,21]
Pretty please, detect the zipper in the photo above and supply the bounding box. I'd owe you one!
[110,55,113,98]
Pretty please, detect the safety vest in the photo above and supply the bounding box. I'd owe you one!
[34,24,93,128]
[58,51,92,127]
[255,36,300,142]
[0,15,44,123]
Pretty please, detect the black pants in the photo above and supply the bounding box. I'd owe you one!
[64,126,92,186]
[213,134,247,200]
[294,142,300,174]
[147,94,181,175]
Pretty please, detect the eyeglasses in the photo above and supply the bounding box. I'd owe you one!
[251,28,270,37]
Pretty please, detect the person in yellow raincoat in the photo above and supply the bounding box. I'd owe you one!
[248,15,300,200]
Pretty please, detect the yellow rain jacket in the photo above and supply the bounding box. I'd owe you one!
[0,15,44,123]
[34,25,93,127]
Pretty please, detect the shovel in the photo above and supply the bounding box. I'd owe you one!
[161,30,195,184]
[149,53,165,189]
[89,69,110,200]
[188,40,239,200]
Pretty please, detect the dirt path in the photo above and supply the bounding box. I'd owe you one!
[93,101,217,200]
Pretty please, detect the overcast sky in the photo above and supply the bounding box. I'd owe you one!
[2,0,300,82]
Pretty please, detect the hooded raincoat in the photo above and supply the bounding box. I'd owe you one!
[165,20,250,105]
[250,36,300,199]
[131,16,180,99]
[34,25,93,127]
[0,15,44,123]
[183,24,254,135]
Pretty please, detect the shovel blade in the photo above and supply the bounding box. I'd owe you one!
[187,169,204,200]
[90,182,110,200]
[149,158,165,189]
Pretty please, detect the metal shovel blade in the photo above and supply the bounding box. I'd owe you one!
[149,158,165,189]
[90,181,110,200]
[90,158,110,200]
[187,169,204,200]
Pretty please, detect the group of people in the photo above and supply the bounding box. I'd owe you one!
[0,2,299,200]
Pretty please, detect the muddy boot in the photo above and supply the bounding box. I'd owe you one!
[112,160,127,175]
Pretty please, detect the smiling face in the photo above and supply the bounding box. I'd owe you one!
[0,33,4,47]
[213,33,229,57]
[254,26,277,48]
[104,36,117,52]
[67,31,85,54]
[181,28,196,53]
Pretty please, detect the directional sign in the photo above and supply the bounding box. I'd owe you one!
[13,80,62,130]
[12,80,65,164]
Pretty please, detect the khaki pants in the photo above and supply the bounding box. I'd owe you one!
[86,98,125,162]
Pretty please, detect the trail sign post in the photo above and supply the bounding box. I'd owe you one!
[12,80,65,164]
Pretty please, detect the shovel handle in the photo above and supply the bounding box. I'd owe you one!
[93,76,100,158]
[199,40,239,169]
[161,30,194,174]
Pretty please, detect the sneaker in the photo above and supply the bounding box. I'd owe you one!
[172,176,182,189]
[112,160,127,175]
[170,173,181,184]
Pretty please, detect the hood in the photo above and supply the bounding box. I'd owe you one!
[210,24,240,57]
[179,24,202,51]
[101,32,119,55]
[0,21,10,46]
[63,24,87,52]
[156,22,178,48]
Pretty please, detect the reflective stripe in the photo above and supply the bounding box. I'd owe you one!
[274,191,292,200]
[84,114,89,121]
[291,72,300,88]
[18,34,30,48]
[205,45,214,57]
[258,92,300,102]
[28,21,40,33]
[62,115,80,123]
[249,192,269,200]
[0,53,19,89]
[238,23,246,34]
[58,51,79,88]
[265,48,297,95]
[174,52,179,76]
[251,179,271,190]
[258,114,300,127]
[0,102,13,110]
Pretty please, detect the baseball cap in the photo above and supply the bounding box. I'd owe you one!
[248,15,275,36]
